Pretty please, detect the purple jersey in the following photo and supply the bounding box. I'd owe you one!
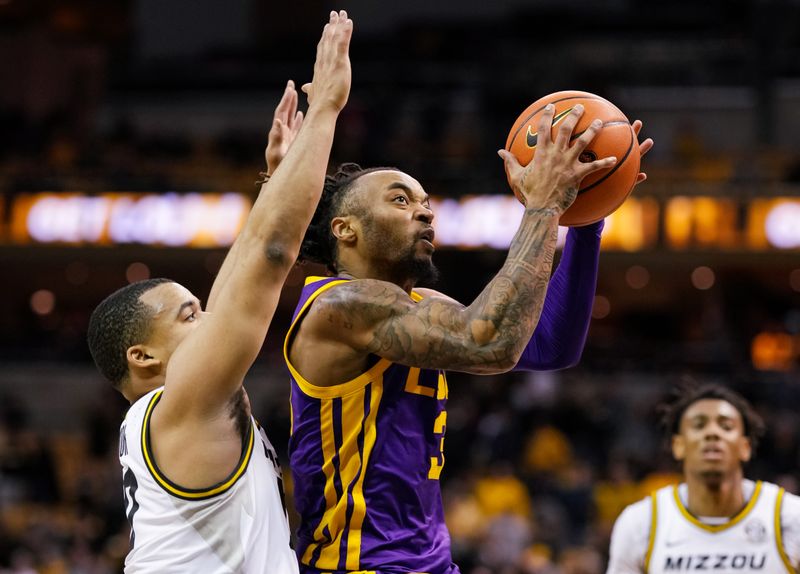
[284,276,460,574]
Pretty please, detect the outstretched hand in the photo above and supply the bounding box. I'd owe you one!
[498,103,618,213]
[265,80,304,175]
[301,10,353,113]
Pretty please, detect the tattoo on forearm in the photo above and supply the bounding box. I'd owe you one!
[329,206,562,373]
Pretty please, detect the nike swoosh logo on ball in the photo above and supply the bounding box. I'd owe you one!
[526,107,574,148]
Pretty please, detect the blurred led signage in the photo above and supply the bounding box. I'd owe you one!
[10,193,250,247]
[761,200,800,249]
[5,193,800,251]
[664,197,739,249]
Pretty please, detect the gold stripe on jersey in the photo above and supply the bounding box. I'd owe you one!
[775,488,796,573]
[284,277,391,400]
[672,480,763,532]
[141,390,255,500]
[302,400,340,566]
[302,381,385,570]
[346,377,383,569]
[315,390,359,569]
[644,491,657,573]
[289,385,295,436]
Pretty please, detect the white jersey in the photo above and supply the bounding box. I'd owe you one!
[119,387,299,574]
[607,480,800,573]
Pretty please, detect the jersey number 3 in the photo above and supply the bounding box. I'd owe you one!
[405,369,449,480]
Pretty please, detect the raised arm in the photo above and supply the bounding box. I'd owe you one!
[512,220,603,371]
[163,11,352,415]
[309,104,617,374]
[513,120,653,370]
[206,79,305,312]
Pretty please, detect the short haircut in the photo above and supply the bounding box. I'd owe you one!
[298,163,397,274]
[87,278,174,388]
[659,382,766,454]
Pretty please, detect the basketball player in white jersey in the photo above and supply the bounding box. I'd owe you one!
[607,384,800,573]
[86,11,353,572]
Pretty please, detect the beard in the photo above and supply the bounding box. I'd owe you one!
[396,250,440,287]
[362,216,440,287]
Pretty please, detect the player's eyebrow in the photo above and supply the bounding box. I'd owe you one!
[176,300,195,319]
[387,181,412,193]
[387,181,429,203]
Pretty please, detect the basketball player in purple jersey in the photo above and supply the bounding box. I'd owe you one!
[282,104,653,572]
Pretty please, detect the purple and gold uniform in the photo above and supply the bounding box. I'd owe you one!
[283,222,605,573]
[284,277,459,574]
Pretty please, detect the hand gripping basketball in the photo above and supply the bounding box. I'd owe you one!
[499,103,617,215]
[504,91,653,226]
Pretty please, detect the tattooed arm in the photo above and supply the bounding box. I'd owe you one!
[512,120,653,370]
[312,206,563,373]
[302,104,619,376]
[412,221,603,372]
[512,220,603,371]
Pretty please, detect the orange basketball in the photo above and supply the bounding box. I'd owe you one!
[505,90,640,227]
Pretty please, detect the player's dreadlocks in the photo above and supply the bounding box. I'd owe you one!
[659,382,766,454]
[87,278,174,388]
[299,162,397,274]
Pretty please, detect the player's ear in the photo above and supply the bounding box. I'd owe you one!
[738,436,752,463]
[127,345,162,375]
[331,215,357,245]
[671,434,686,461]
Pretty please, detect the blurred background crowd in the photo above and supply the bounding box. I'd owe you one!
[2,0,800,572]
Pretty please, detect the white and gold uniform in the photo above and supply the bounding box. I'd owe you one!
[607,480,800,573]
[119,387,299,573]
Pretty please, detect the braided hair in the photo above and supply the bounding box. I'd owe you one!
[299,162,397,274]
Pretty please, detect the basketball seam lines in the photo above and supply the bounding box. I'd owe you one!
[577,128,635,196]
[507,95,619,147]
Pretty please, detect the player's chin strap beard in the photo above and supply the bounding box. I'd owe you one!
[383,255,440,289]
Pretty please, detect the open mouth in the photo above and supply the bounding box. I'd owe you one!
[418,228,435,245]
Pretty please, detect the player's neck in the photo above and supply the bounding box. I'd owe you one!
[125,376,166,404]
[337,261,416,293]
[685,470,746,518]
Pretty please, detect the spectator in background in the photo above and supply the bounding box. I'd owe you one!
[607,384,800,573]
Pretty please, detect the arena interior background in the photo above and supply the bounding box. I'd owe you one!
[1,0,800,572]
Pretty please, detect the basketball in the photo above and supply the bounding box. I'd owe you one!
[505,90,640,227]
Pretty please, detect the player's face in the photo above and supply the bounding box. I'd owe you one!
[672,399,752,480]
[138,282,204,362]
[352,170,438,282]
